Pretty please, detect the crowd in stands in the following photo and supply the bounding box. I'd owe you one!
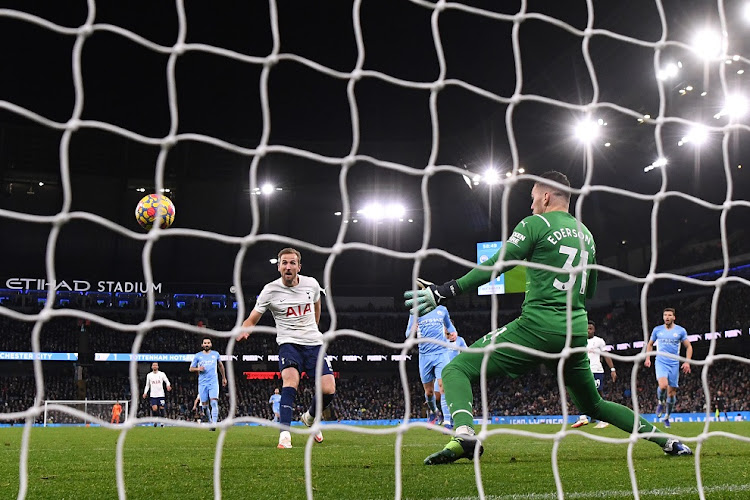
[2,278,750,426]
[2,358,748,425]
[3,283,749,356]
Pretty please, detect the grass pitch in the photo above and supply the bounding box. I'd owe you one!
[1,422,749,499]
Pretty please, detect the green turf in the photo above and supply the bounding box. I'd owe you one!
[1,422,749,499]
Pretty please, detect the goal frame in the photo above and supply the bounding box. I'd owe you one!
[42,399,130,427]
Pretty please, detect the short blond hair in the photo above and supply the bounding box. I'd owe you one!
[277,247,301,262]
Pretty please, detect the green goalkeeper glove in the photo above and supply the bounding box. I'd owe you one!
[403,278,459,316]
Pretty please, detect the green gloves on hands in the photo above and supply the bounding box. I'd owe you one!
[404,278,459,316]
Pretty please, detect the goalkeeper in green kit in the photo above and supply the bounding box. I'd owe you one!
[405,171,692,465]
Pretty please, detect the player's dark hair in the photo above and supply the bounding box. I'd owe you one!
[588,320,595,327]
[537,170,571,202]
[278,247,302,262]
[202,337,212,343]
[663,307,676,315]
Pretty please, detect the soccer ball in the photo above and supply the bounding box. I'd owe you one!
[135,194,175,230]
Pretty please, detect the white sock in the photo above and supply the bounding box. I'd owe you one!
[455,425,475,436]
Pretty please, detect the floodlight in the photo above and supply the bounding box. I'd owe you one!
[483,168,500,185]
[691,29,722,60]
[261,183,275,195]
[679,125,708,146]
[657,62,680,81]
[334,211,342,216]
[644,157,668,172]
[722,94,749,118]
[574,120,600,143]
[359,203,381,219]
[385,203,406,219]
[269,258,278,264]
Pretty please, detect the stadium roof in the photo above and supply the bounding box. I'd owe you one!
[1,1,749,295]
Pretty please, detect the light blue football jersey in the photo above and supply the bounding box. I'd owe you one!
[191,350,221,385]
[650,324,688,365]
[405,305,456,355]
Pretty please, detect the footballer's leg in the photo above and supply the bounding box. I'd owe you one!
[432,354,449,426]
[301,346,334,443]
[664,369,679,426]
[151,403,158,427]
[278,344,303,448]
[564,350,691,456]
[425,321,535,465]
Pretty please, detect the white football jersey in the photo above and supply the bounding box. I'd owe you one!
[254,275,323,346]
[144,371,171,398]
[587,336,607,373]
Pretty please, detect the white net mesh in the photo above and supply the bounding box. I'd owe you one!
[2,1,750,499]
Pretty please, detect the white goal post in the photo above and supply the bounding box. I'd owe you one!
[42,400,130,427]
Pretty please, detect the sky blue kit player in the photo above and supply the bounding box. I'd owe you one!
[269,388,282,423]
[446,330,467,362]
[189,338,227,427]
[644,308,693,427]
[406,305,456,424]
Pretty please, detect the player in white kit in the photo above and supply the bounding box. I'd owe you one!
[143,362,172,427]
[572,321,616,428]
[238,247,335,449]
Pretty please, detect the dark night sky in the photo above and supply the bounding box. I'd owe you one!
[1,0,749,296]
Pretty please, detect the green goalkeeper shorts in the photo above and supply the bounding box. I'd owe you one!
[446,318,602,414]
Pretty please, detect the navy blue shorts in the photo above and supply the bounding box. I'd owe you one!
[278,343,333,379]
[150,397,166,408]
[593,372,604,394]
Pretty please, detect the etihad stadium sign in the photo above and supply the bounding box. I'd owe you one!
[4,278,162,293]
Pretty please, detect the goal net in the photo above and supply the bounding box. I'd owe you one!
[42,400,130,426]
[1,1,750,499]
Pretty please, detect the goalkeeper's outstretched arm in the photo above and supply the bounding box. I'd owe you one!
[404,235,530,315]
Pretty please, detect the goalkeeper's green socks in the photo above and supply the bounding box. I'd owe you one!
[595,400,668,447]
[441,365,476,432]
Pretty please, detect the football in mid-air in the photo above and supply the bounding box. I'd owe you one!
[135,194,175,230]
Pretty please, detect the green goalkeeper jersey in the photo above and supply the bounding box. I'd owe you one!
[456,211,597,336]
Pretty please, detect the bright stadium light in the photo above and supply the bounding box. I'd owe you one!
[644,157,668,172]
[657,62,680,81]
[483,168,500,185]
[358,202,406,220]
[261,183,275,195]
[678,125,709,146]
[691,29,722,60]
[269,258,278,264]
[716,94,749,119]
[574,119,600,144]
[385,203,406,219]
